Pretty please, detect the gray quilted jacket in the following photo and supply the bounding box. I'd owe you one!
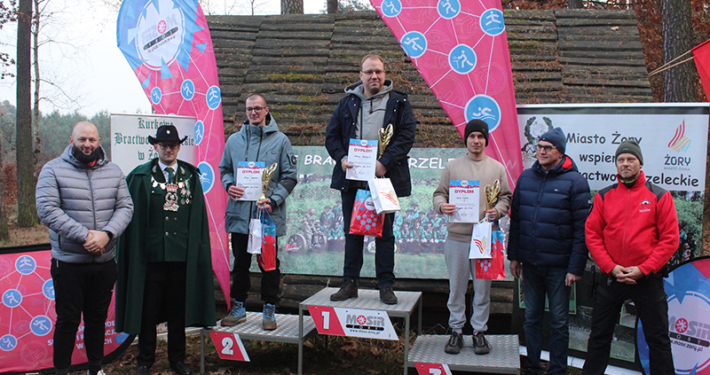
[36,145,134,263]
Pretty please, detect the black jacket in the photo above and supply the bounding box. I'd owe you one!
[325,83,416,197]
[508,155,591,275]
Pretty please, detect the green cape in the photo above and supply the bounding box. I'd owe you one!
[115,159,216,334]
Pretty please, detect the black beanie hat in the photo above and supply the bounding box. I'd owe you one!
[464,119,489,147]
[615,139,643,165]
[538,127,566,154]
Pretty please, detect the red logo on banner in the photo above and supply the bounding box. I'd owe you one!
[415,362,452,375]
[307,305,346,336]
[209,331,249,361]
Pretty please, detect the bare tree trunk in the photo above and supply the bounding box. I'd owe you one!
[568,0,583,8]
[280,0,303,14]
[32,0,41,163]
[662,0,695,102]
[0,125,8,242]
[327,0,338,14]
[16,0,38,227]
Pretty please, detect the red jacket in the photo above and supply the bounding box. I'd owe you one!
[585,171,679,276]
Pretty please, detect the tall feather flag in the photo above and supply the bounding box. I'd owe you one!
[692,39,710,102]
[370,0,523,188]
[117,0,231,301]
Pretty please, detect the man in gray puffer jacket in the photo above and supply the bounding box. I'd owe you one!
[36,121,133,375]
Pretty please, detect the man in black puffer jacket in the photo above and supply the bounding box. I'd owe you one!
[508,127,591,375]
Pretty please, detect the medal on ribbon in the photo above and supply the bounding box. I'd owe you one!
[164,183,179,211]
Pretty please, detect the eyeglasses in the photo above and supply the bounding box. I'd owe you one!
[536,144,557,152]
[246,106,266,112]
[158,143,180,150]
[361,69,385,76]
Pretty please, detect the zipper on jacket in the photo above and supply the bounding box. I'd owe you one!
[87,169,97,230]
[622,187,630,253]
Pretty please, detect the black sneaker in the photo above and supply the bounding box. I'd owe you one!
[472,331,491,354]
[444,331,464,354]
[379,287,398,305]
[330,281,358,301]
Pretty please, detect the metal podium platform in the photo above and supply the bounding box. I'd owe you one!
[299,287,423,375]
[200,311,317,375]
[407,334,520,374]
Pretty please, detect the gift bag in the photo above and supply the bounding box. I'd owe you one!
[476,230,506,280]
[257,210,277,271]
[349,189,385,238]
[469,221,492,259]
[247,211,262,254]
[368,178,401,214]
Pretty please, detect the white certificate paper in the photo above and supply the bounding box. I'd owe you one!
[236,161,265,201]
[346,139,378,181]
[449,180,480,223]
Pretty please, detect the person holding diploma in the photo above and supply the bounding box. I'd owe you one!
[432,119,512,355]
[326,53,417,304]
[219,94,298,329]
[508,127,591,375]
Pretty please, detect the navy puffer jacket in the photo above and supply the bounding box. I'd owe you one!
[508,155,591,275]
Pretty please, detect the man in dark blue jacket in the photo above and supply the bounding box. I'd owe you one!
[325,54,416,304]
[508,127,591,375]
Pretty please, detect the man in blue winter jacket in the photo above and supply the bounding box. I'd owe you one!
[219,94,298,330]
[508,127,591,375]
[325,53,416,305]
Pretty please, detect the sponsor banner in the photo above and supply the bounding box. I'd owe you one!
[370,0,523,190]
[307,305,397,340]
[518,104,709,192]
[110,113,196,175]
[638,257,710,375]
[0,246,133,373]
[415,363,453,375]
[209,331,249,362]
[117,0,230,302]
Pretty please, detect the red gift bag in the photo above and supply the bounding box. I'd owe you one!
[476,230,505,279]
[257,210,277,271]
[349,189,385,238]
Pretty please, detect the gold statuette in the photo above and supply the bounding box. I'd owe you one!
[378,123,394,159]
[259,163,278,203]
[485,179,501,211]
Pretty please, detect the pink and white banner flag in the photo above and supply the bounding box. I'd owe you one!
[117,0,230,300]
[370,0,523,188]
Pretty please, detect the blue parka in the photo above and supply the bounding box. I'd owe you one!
[219,114,297,236]
[507,155,591,275]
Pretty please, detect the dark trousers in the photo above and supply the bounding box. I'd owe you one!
[341,189,395,288]
[51,259,117,374]
[522,264,570,375]
[230,233,280,305]
[138,262,187,367]
[583,274,674,375]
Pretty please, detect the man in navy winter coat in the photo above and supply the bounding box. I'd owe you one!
[508,127,591,375]
[325,54,416,304]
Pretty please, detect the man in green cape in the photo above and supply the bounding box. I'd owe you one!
[116,125,215,375]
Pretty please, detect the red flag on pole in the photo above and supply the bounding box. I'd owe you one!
[692,39,710,102]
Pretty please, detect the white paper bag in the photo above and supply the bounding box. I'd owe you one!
[247,218,262,254]
[469,221,492,259]
[367,178,401,214]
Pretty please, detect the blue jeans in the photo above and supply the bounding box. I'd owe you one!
[522,264,570,375]
[340,189,395,288]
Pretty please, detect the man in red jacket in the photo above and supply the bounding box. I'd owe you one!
[583,140,678,375]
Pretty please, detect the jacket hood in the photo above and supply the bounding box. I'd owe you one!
[240,113,279,135]
[60,144,109,169]
[344,79,394,100]
[533,154,579,176]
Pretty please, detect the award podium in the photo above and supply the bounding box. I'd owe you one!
[201,287,520,375]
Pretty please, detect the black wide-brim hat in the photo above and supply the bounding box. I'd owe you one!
[148,125,188,145]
